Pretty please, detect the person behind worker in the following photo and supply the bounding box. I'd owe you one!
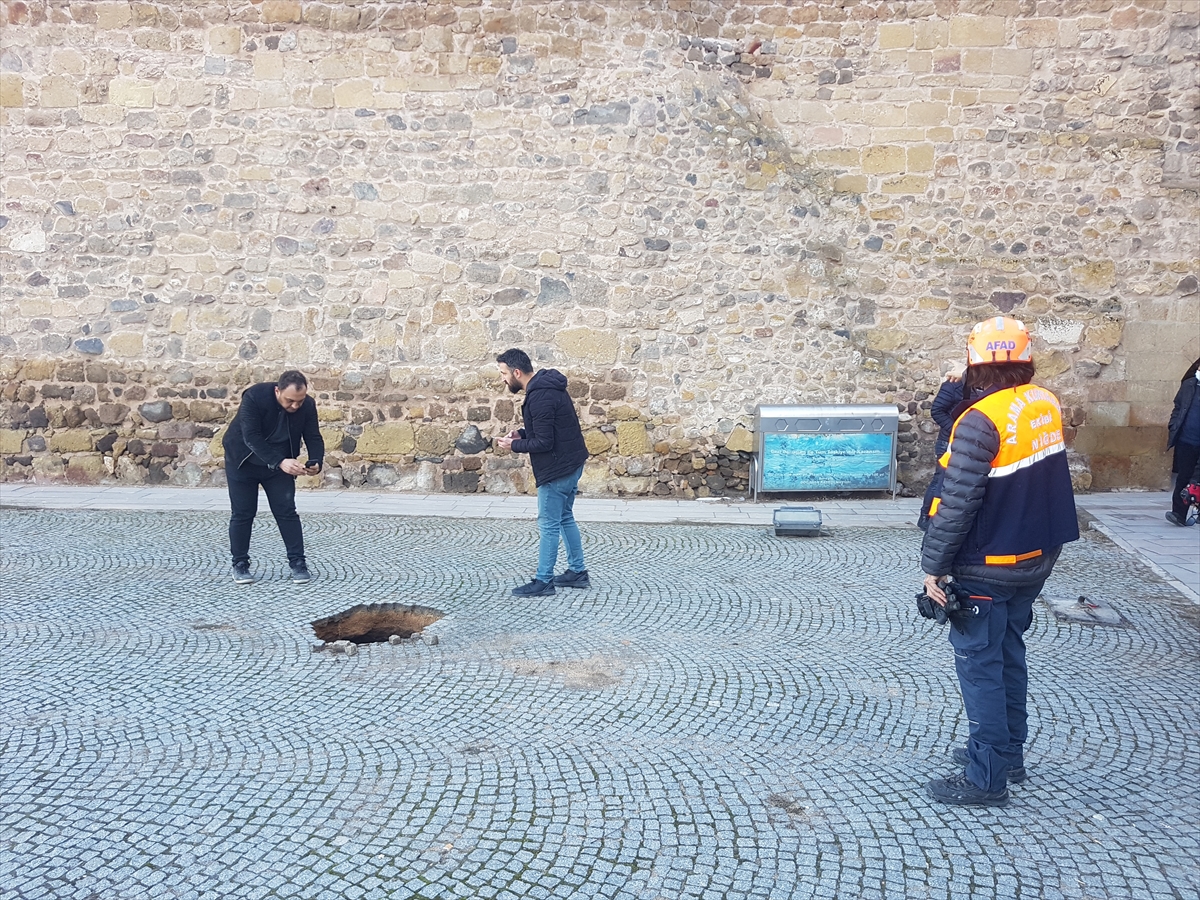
[918,362,971,531]
[222,369,324,585]
[920,317,1079,806]
[1165,356,1200,526]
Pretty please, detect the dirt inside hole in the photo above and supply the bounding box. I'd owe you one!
[312,603,445,644]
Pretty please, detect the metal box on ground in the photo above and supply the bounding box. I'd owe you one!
[753,404,900,498]
[773,506,823,537]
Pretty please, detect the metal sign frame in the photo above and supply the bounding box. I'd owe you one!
[752,404,900,498]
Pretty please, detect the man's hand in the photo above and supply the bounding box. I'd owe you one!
[279,458,307,476]
[495,430,520,451]
[923,574,948,607]
[304,462,321,475]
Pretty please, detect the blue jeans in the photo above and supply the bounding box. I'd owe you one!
[949,577,1045,792]
[535,465,585,582]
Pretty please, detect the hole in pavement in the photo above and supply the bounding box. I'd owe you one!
[312,603,445,644]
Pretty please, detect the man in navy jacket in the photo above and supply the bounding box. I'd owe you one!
[222,370,324,585]
[495,348,591,597]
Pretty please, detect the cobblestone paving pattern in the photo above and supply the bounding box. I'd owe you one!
[2,510,1198,900]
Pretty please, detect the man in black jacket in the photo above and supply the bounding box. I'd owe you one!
[920,317,1079,806]
[222,370,324,585]
[495,348,591,597]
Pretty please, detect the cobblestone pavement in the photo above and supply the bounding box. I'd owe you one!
[2,509,1198,900]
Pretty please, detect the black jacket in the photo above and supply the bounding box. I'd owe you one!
[930,379,968,456]
[921,385,1077,587]
[512,369,589,486]
[222,382,324,470]
[1167,376,1199,450]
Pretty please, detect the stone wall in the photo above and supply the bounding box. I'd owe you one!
[1,0,1197,496]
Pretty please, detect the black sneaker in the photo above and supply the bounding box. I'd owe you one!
[552,569,590,588]
[290,563,312,584]
[232,563,256,585]
[511,578,555,597]
[1165,511,1187,527]
[952,747,1026,783]
[926,772,1009,807]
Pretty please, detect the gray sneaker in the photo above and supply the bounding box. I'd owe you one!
[290,562,311,584]
[232,563,256,585]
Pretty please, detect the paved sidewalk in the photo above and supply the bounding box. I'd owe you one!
[1,484,1195,601]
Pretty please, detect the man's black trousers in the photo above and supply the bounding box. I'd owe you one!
[226,460,305,566]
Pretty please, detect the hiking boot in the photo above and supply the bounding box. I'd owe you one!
[926,772,1009,807]
[232,563,256,586]
[952,747,1026,783]
[290,562,312,584]
[1165,511,1187,527]
[511,578,555,597]
[552,569,590,589]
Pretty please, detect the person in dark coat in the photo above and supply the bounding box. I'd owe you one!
[495,348,591,597]
[222,369,324,585]
[920,317,1079,807]
[1165,356,1200,526]
[918,364,970,530]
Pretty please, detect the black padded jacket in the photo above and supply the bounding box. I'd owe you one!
[512,369,589,486]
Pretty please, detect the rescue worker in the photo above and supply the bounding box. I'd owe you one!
[920,317,1079,806]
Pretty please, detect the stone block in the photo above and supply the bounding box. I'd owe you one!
[907,144,935,172]
[725,426,754,453]
[834,174,868,193]
[48,430,94,453]
[992,49,1033,76]
[1071,260,1116,292]
[108,332,144,357]
[950,16,1006,47]
[109,78,155,108]
[208,25,242,54]
[443,471,480,493]
[139,401,173,423]
[616,421,649,456]
[585,430,612,455]
[356,422,415,456]
[415,426,452,456]
[817,148,860,167]
[189,400,227,423]
[32,456,67,482]
[906,102,947,127]
[1088,402,1130,428]
[556,327,620,365]
[262,0,302,24]
[882,176,929,194]
[1016,19,1058,48]
[915,20,948,50]
[878,23,913,50]
[97,403,129,425]
[443,321,489,361]
[96,3,133,29]
[39,75,79,108]
[0,74,24,108]
[861,146,905,174]
[66,453,108,483]
[0,430,26,454]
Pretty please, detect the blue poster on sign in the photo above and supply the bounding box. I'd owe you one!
[761,432,894,491]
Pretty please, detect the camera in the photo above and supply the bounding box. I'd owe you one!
[915,580,973,629]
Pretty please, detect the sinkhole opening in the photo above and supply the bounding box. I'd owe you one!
[312,603,445,645]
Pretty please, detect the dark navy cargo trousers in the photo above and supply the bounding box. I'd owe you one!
[949,577,1045,793]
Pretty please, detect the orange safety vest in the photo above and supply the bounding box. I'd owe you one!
[930,383,1079,566]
